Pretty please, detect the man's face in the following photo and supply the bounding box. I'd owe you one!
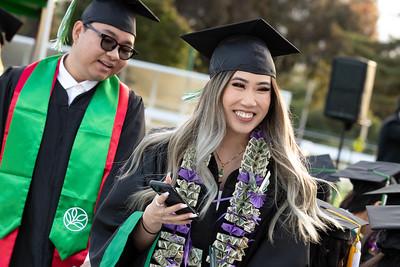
[70,21,135,81]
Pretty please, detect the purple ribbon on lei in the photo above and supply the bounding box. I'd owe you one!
[178,167,201,183]
[217,242,238,266]
[250,129,265,140]
[247,191,266,209]
[238,171,263,186]
[221,223,246,237]
[166,258,179,267]
[183,228,192,267]
[164,223,190,235]
[251,214,262,225]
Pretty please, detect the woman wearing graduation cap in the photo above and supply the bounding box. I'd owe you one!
[89,19,337,266]
[0,1,158,266]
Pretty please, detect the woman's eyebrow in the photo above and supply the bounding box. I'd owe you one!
[231,77,248,83]
[257,81,271,86]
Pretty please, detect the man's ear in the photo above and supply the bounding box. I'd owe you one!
[71,20,84,44]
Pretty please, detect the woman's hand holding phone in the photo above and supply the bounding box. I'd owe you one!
[142,174,198,235]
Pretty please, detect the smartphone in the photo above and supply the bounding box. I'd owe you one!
[149,180,198,216]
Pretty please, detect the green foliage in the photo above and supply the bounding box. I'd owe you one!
[134,0,191,68]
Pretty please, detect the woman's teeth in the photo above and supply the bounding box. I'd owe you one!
[235,111,254,119]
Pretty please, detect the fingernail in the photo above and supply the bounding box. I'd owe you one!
[180,203,188,208]
[162,192,169,196]
[189,213,198,218]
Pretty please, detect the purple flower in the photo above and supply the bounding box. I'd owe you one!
[238,172,263,186]
[248,191,266,208]
[178,167,201,183]
[255,174,263,186]
[238,172,250,183]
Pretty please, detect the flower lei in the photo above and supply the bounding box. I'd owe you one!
[149,130,271,267]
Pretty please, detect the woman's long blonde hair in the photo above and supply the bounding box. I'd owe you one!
[124,70,335,243]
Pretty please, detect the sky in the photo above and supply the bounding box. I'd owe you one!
[377,0,400,41]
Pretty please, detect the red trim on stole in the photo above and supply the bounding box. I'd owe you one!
[0,62,37,162]
[51,83,130,266]
[0,230,19,266]
[0,59,61,266]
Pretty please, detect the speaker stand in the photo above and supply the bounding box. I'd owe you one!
[336,122,353,168]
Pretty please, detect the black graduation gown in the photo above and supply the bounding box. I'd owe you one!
[377,230,400,267]
[0,66,146,267]
[89,143,310,267]
[309,228,352,267]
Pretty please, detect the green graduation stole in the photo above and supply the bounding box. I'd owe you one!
[0,55,121,260]
[100,211,159,267]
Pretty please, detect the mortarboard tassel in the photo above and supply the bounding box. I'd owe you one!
[52,0,78,52]
[182,88,203,102]
[346,231,361,267]
[325,208,362,267]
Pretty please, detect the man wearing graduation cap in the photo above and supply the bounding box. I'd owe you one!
[0,8,23,75]
[0,1,158,266]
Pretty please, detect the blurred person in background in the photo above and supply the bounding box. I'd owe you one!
[377,97,400,165]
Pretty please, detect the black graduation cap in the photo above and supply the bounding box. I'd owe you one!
[307,154,338,182]
[181,18,300,78]
[0,8,23,45]
[365,184,400,195]
[332,161,400,184]
[318,199,368,231]
[366,205,400,230]
[365,184,400,205]
[367,206,400,266]
[310,200,367,267]
[81,0,160,36]
[335,161,400,212]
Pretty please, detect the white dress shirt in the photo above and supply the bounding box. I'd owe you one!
[57,54,98,105]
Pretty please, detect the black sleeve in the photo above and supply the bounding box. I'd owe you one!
[96,91,146,205]
[246,224,310,267]
[89,144,168,266]
[0,66,24,148]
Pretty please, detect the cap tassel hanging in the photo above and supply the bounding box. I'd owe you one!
[325,208,363,267]
[346,229,361,267]
[52,0,78,52]
[182,88,203,102]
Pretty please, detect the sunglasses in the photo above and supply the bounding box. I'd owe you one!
[84,24,137,60]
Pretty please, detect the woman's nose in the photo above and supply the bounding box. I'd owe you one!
[240,90,257,106]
